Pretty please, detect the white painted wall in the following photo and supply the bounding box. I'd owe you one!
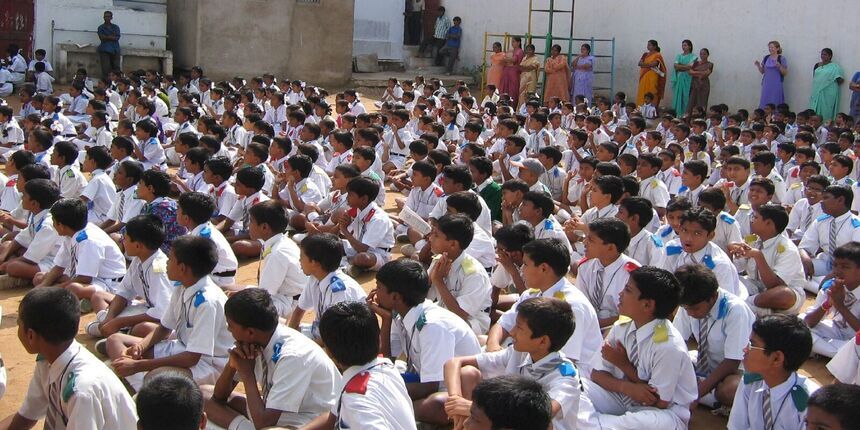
[35,0,166,64]
[443,0,860,113]
[353,0,405,60]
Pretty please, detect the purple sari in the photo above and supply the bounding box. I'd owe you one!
[759,55,787,108]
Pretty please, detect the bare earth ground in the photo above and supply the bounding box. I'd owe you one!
[0,89,836,429]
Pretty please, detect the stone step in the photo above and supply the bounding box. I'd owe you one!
[410,65,448,75]
[404,55,435,69]
[403,45,421,56]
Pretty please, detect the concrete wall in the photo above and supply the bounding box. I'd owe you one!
[167,0,354,86]
[354,0,404,60]
[443,0,860,113]
[35,0,167,65]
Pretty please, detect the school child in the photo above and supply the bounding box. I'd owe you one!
[750,151,787,204]
[799,185,860,278]
[653,150,682,195]
[170,147,209,195]
[352,146,387,207]
[583,266,698,430]
[204,288,340,429]
[286,233,365,339]
[441,297,583,430]
[534,146,564,200]
[802,242,860,358]
[617,196,666,267]
[829,154,855,187]
[788,174,828,242]
[311,301,417,429]
[136,373,205,430]
[569,175,623,248]
[78,146,118,224]
[335,176,394,274]
[100,159,145,238]
[461,375,553,430]
[732,177,775,241]
[242,142,275,195]
[720,156,753,214]
[0,179,60,289]
[134,118,167,170]
[275,154,323,223]
[325,131,354,175]
[299,164,360,235]
[673,264,754,408]
[177,192,239,288]
[428,165,493,234]
[366,259,480,422]
[73,110,112,152]
[86,215,172,340]
[664,207,746,299]
[498,135,527,182]
[489,223,533,314]
[107,135,134,178]
[0,150,33,212]
[50,141,87,199]
[617,153,638,177]
[727,315,819,430]
[467,157,501,224]
[514,158,550,196]
[804,384,860,430]
[0,106,24,159]
[219,166,269,257]
[7,287,137,429]
[33,198,126,312]
[783,160,818,206]
[519,190,575,261]
[0,164,50,239]
[203,156,237,224]
[381,109,413,173]
[636,153,670,217]
[486,238,601,376]
[396,160,443,242]
[697,187,744,255]
[677,159,708,206]
[137,170,187,253]
[42,96,75,137]
[63,81,90,118]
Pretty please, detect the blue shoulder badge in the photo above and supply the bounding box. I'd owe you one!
[330,276,346,293]
[75,230,88,242]
[678,185,689,193]
[702,254,716,270]
[650,234,663,248]
[720,213,736,225]
[816,214,832,222]
[660,226,674,238]
[666,245,682,256]
[791,383,809,411]
[820,278,835,292]
[852,217,860,228]
[544,219,554,231]
[716,295,729,320]
[271,341,283,363]
[193,290,206,307]
[199,225,212,239]
[557,361,577,377]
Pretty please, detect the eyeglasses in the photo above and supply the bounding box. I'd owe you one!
[747,341,767,352]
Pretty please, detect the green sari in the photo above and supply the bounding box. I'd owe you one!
[810,62,844,121]
[672,53,697,115]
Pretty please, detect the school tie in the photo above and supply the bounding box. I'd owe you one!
[829,218,839,252]
[69,242,78,276]
[762,388,775,430]
[696,316,710,374]
[260,357,271,402]
[589,267,605,311]
[802,208,813,233]
[46,379,63,430]
[626,326,639,367]
[731,188,741,205]
[117,193,126,221]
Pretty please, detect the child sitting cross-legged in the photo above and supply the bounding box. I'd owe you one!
[79,145,118,224]
[219,166,269,258]
[337,176,395,275]
[177,192,239,288]
[803,242,860,358]
[99,159,145,238]
[0,178,60,289]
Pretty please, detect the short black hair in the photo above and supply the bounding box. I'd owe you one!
[184,146,210,169]
[248,199,288,233]
[20,287,80,343]
[235,166,266,191]
[501,179,529,194]
[442,165,473,190]
[494,223,534,252]
[319,301,380,367]
[471,375,551,430]
[296,143,320,163]
[725,156,751,170]
[411,160,437,179]
[595,161,622,177]
[683,160,709,182]
[141,170,171,197]
[118,159,143,184]
[10,150,35,170]
[523,239,570,277]
[638,153,662,169]
[749,177,775,196]
[522,191,554,219]
[697,188,725,211]
[681,207,717,233]
[299,233,344,273]
[436,213,474,250]
[538,146,563,165]
[516,297,574,352]
[618,196,653,229]
[353,146,376,164]
[50,198,87,231]
[346,176,380,201]
[225,287,279,332]
[446,191,481,222]
[171,236,218,278]
[468,156,494,178]
[833,242,860,266]
[587,217,630,252]
[137,372,204,430]
[807,384,860,429]
[124,214,166,250]
[19,163,51,181]
[675,264,719,306]
[30,127,53,150]
[178,192,217,225]
[85,146,113,169]
[204,156,233,180]
[629,266,681,319]
[594,175,625,203]
[376,259,430,307]
[756,203,789,233]
[752,314,812,372]
[53,141,78,165]
[23,178,60,210]
[825,185,853,209]
[287,154,313,178]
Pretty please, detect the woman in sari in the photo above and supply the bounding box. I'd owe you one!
[755,41,788,108]
[810,48,844,122]
[486,42,505,89]
[499,37,524,101]
[636,39,667,107]
[687,48,713,114]
[671,39,696,116]
[543,44,570,103]
[518,44,541,107]
[849,70,860,118]
[571,43,594,102]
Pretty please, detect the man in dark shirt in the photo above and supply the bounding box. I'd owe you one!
[97,11,121,78]
[436,16,462,75]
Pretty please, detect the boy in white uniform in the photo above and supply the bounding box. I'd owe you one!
[0,179,60,288]
[8,288,137,430]
[616,197,666,267]
[275,154,323,221]
[50,141,88,199]
[205,288,340,430]
[339,177,395,273]
[698,188,744,255]
[177,192,239,287]
[799,185,860,278]
[486,238,602,376]
[673,264,754,408]
[204,157,238,224]
[583,266,698,430]
[382,109,414,171]
[786,174,827,242]
[288,233,366,340]
[106,236,233,388]
[101,160,145,238]
[519,191,575,266]
[803,242,860,357]
[0,106,24,158]
[637,153,671,218]
[444,191,498,271]
[80,147,118,224]
[728,315,819,430]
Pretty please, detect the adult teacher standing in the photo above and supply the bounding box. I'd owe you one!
[97,11,121,79]
[636,40,666,108]
[809,48,844,122]
[671,39,696,116]
[755,41,788,109]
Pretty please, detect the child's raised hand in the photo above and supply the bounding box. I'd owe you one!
[430,253,452,286]
[828,279,847,306]
[366,289,393,320]
[444,394,472,420]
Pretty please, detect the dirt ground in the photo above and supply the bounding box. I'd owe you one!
[0,89,838,429]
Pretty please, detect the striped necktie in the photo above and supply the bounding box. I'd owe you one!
[589,267,605,311]
[829,218,839,252]
[696,316,710,373]
[762,388,774,430]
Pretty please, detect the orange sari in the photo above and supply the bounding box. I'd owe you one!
[636,51,667,106]
[487,52,506,88]
[543,55,571,102]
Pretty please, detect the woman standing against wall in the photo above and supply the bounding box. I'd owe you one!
[671,39,696,116]
[486,42,505,89]
[688,48,713,114]
[543,44,570,103]
[809,48,844,122]
[755,41,788,109]
[570,43,594,103]
[499,37,524,102]
[636,40,666,107]
[518,44,541,107]
[849,70,860,118]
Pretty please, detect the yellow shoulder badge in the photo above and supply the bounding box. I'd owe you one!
[651,179,658,189]
[739,203,751,211]
[461,256,477,275]
[777,243,786,254]
[553,291,566,301]
[615,315,632,325]
[152,258,167,273]
[790,182,802,190]
[653,321,669,343]
[527,288,540,295]
[744,234,759,245]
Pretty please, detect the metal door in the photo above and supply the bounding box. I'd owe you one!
[0,0,34,57]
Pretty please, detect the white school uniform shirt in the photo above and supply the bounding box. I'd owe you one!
[657,167,684,195]
[279,177,324,211]
[476,349,582,430]
[677,183,705,207]
[227,191,269,232]
[427,252,493,335]
[727,178,752,209]
[209,182,238,218]
[0,174,16,212]
[67,94,89,115]
[429,191,493,234]
[27,59,54,72]
[406,183,444,219]
[626,228,667,267]
[159,276,233,363]
[799,211,860,272]
[348,202,396,250]
[184,170,209,194]
[47,111,76,136]
[673,289,754,376]
[712,211,744,255]
[743,233,806,293]
[265,104,288,135]
[592,318,698,424]
[464,221,497,269]
[639,175,671,208]
[827,338,860,384]
[532,216,575,263]
[787,198,822,241]
[54,224,126,284]
[782,180,805,206]
[18,101,37,118]
[191,222,238,276]
[14,209,60,272]
[576,255,640,320]
[54,164,88,199]
[81,169,118,223]
[326,148,353,174]
[664,240,746,299]
[808,280,860,349]
[114,250,173,321]
[393,300,481,382]
[540,165,566,200]
[765,169,787,204]
[107,185,145,224]
[727,372,819,430]
[385,127,414,160]
[140,136,167,170]
[310,165,332,196]
[1,118,24,147]
[17,341,138,430]
[498,277,602,376]
[335,357,416,430]
[298,270,366,339]
[260,233,310,318]
[348,100,366,116]
[580,204,618,226]
[527,128,555,155]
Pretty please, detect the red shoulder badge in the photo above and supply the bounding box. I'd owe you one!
[577,256,590,266]
[672,169,681,177]
[790,168,799,178]
[345,371,371,395]
[348,207,359,218]
[5,178,16,187]
[433,187,444,197]
[624,261,640,272]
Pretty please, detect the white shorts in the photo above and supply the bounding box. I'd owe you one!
[90,277,120,294]
[343,240,391,271]
[153,340,227,386]
[741,277,805,316]
[827,341,860,384]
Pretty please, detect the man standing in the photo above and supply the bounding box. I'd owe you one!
[436,16,462,75]
[404,0,425,46]
[97,11,121,78]
[419,6,449,59]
